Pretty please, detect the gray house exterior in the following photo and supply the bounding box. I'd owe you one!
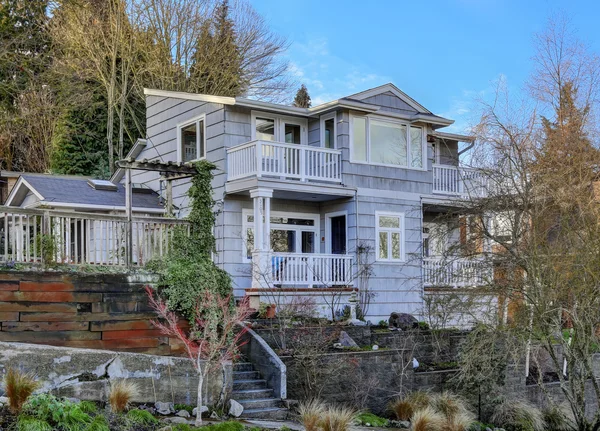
[113,83,486,322]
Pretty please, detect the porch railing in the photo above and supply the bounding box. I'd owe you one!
[271,253,353,287]
[0,207,190,267]
[227,140,342,183]
[432,164,488,197]
[423,257,491,288]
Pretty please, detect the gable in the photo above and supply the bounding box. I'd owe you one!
[360,91,420,115]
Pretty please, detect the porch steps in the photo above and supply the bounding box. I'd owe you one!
[232,362,288,420]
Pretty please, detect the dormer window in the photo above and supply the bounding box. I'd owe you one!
[177,114,205,163]
[350,115,425,169]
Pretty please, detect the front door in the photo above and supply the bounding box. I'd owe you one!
[330,215,346,255]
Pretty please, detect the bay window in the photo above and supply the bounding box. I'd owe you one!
[351,115,425,168]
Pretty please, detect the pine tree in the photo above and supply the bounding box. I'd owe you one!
[292,84,311,108]
[189,0,244,96]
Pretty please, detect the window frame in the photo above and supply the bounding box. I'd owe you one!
[251,110,308,144]
[320,113,337,149]
[349,114,426,170]
[176,114,206,163]
[375,211,406,262]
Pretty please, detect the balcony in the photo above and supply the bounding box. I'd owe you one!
[432,164,487,197]
[227,140,342,184]
[271,253,354,288]
[423,257,491,288]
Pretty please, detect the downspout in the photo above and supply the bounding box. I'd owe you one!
[457,139,475,157]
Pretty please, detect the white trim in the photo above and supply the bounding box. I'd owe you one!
[324,210,348,255]
[375,211,405,262]
[144,88,235,105]
[251,110,308,144]
[242,208,320,262]
[27,201,166,214]
[320,113,337,149]
[176,113,206,163]
[5,177,45,206]
[347,83,432,114]
[349,114,427,171]
[432,131,475,143]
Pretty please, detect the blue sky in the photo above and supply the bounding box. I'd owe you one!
[250,0,600,133]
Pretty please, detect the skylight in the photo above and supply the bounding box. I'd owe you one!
[88,179,118,191]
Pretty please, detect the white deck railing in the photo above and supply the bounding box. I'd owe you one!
[227,140,342,183]
[271,253,353,287]
[0,207,190,267]
[432,164,488,197]
[423,257,491,288]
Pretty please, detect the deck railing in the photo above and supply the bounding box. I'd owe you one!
[423,257,491,288]
[271,253,353,287]
[432,164,488,197]
[227,140,342,183]
[0,207,190,267]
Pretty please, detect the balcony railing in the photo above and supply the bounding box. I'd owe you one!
[423,257,491,288]
[432,164,487,197]
[0,207,190,267]
[227,140,342,183]
[271,253,353,288]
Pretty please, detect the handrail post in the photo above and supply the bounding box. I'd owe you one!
[256,141,262,178]
[300,146,306,182]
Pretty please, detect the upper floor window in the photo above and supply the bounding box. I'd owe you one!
[321,114,336,148]
[178,115,205,162]
[351,115,424,169]
[376,212,405,262]
[251,111,307,144]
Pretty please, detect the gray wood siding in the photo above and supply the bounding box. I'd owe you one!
[361,91,419,115]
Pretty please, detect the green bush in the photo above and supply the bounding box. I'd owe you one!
[83,415,109,431]
[78,401,98,414]
[202,421,244,431]
[490,399,545,431]
[356,412,389,427]
[174,403,194,413]
[22,394,93,431]
[125,409,159,427]
[16,416,53,431]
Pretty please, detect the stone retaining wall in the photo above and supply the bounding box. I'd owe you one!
[0,271,184,355]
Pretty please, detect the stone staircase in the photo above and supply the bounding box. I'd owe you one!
[232,362,288,420]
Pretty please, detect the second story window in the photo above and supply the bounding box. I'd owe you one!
[351,115,424,169]
[321,114,336,148]
[178,115,205,163]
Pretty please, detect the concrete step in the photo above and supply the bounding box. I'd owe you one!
[233,379,267,391]
[233,362,254,372]
[233,370,260,380]
[238,398,282,409]
[231,388,274,400]
[240,407,288,420]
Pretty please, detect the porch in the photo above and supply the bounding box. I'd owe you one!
[423,257,491,288]
[0,206,189,267]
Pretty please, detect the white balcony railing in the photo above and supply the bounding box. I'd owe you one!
[423,257,491,288]
[271,253,353,287]
[432,164,488,197]
[227,140,342,183]
[0,207,190,267]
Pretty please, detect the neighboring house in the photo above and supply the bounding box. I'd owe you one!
[113,83,489,322]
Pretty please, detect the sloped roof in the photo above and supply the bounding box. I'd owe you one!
[7,174,165,212]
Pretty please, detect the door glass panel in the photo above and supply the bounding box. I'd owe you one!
[256,117,275,141]
[181,123,197,162]
[271,230,296,252]
[391,232,401,259]
[410,126,422,168]
[301,231,314,253]
[379,216,400,228]
[284,124,301,144]
[379,232,388,259]
[370,120,407,165]
[352,117,367,161]
[324,118,335,148]
[246,228,254,259]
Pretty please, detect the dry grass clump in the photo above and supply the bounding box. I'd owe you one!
[319,405,356,431]
[3,367,40,414]
[441,411,476,431]
[430,392,475,431]
[390,391,431,421]
[298,399,327,431]
[410,407,445,431]
[490,399,545,431]
[108,380,139,413]
[542,404,575,431]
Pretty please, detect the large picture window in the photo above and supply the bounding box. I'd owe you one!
[177,115,205,162]
[350,115,424,168]
[376,212,405,262]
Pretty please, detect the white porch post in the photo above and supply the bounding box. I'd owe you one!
[250,188,273,288]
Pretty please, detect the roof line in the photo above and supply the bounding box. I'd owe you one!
[5,177,45,207]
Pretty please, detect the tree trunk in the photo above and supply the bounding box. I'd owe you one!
[196,373,204,427]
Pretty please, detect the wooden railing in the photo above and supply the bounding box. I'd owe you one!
[423,257,491,288]
[271,253,353,287]
[0,207,190,267]
[432,164,488,197]
[227,140,342,183]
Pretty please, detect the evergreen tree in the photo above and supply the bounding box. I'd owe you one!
[189,0,245,96]
[292,84,311,108]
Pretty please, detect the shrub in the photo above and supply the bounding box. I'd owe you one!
[490,399,545,431]
[298,399,326,431]
[16,416,53,431]
[390,391,431,421]
[126,409,159,427]
[83,415,110,431]
[443,412,476,431]
[320,406,356,431]
[4,368,40,413]
[108,380,139,413]
[356,412,389,427]
[22,394,93,431]
[78,401,98,414]
[541,405,574,431]
[410,407,445,431]
[202,421,244,431]
[430,392,472,421]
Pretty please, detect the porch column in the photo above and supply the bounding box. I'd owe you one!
[250,188,273,288]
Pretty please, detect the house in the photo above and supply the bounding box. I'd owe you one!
[112,83,490,322]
